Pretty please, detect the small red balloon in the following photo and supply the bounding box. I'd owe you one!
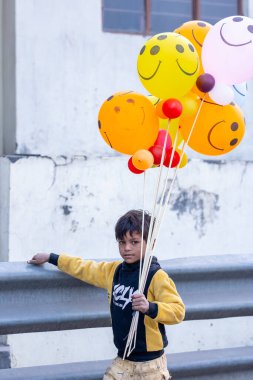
[128,157,144,174]
[149,145,165,165]
[164,148,180,168]
[162,99,183,119]
[154,130,172,151]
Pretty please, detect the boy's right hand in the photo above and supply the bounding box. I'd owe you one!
[27,253,50,265]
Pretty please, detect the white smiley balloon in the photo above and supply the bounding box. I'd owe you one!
[202,16,253,84]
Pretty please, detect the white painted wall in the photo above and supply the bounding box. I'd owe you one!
[1,0,253,370]
[4,156,253,262]
[15,0,145,156]
[14,0,253,160]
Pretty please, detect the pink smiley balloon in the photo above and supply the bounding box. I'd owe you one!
[202,16,253,84]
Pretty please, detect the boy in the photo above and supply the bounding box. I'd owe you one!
[28,210,185,379]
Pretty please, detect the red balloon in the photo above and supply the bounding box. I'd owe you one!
[149,145,165,165]
[164,148,180,168]
[162,99,183,119]
[154,130,172,151]
[128,157,144,174]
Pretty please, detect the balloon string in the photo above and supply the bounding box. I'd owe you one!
[138,172,146,288]
[124,95,206,359]
[127,312,139,357]
[140,95,206,295]
[150,126,179,251]
[124,119,171,359]
[123,311,138,359]
[150,94,207,253]
[139,120,171,292]
[140,127,180,293]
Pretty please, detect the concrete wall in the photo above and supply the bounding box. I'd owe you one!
[0,0,253,369]
[3,156,253,262]
[14,0,145,157]
[10,0,253,159]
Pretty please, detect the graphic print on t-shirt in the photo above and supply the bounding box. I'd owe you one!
[112,283,138,310]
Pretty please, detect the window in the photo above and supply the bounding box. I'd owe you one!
[151,1,192,34]
[102,0,244,35]
[199,0,241,25]
[102,0,146,34]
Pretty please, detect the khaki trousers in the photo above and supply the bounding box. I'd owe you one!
[103,353,171,380]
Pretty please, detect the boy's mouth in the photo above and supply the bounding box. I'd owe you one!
[123,254,135,259]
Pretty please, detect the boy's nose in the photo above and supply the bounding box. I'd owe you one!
[124,243,132,251]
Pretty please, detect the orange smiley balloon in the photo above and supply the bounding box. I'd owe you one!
[98,92,159,155]
[174,21,212,61]
[179,100,245,156]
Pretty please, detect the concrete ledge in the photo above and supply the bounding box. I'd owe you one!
[0,346,252,379]
[0,254,253,334]
[0,345,10,370]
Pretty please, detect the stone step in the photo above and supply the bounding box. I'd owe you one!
[0,344,10,370]
[0,346,252,379]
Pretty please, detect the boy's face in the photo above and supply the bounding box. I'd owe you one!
[118,231,146,264]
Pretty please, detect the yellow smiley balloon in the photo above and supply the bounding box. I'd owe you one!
[174,20,212,97]
[179,100,245,156]
[137,32,199,99]
[98,92,159,155]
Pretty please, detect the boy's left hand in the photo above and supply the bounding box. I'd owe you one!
[132,294,149,314]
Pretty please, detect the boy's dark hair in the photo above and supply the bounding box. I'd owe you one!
[115,210,152,242]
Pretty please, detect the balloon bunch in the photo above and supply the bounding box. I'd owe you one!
[129,98,183,174]
[97,15,251,359]
[147,96,188,167]
[98,31,200,175]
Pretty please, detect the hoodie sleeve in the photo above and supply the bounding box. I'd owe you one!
[148,269,185,324]
[57,254,121,290]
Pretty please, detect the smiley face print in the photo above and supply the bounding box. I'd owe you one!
[174,20,212,96]
[179,100,245,156]
[232,82,248,107]
[202,16,253,84]
[137,32,199,99]
[98,92,159,155]
[174,20,212,60]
